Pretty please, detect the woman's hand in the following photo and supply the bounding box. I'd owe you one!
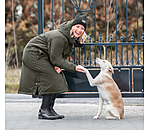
[54,67,62,74]
[75,66,86,73]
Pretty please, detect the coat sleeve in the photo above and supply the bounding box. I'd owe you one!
[49,37,76,73]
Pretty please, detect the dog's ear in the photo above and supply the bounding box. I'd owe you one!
[108,67,114,74]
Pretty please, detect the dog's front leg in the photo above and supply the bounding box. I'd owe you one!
[93,95,104,119]
[85,70,97,86]
[78,65,96,86]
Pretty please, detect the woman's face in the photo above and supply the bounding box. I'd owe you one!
[72,24,85,38]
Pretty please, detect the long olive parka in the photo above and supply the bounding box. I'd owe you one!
[18,20,77,96]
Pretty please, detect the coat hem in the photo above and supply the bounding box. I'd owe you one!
[18,91,33,95]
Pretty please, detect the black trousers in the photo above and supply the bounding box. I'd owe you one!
[41,94,58,109]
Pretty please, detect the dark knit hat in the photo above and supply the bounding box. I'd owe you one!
[72,13,87,30]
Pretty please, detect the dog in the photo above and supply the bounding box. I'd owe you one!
[79,58,124,120]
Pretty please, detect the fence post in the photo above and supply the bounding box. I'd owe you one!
[89,34,91,66]
[38,0,44,35]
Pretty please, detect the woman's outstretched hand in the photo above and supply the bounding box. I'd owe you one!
[75,66,86,73]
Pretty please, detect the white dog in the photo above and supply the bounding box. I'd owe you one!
[79,58,124,120]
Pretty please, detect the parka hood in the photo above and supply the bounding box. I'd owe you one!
[58,20,76,45]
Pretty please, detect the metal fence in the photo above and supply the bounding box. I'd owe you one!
[37,0,144,97]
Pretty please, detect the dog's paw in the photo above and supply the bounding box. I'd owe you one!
[93,116,99,120]
[78,65,87,71]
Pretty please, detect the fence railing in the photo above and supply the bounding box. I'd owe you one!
[69,33,144,68]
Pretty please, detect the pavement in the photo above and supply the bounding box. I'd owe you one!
[5,94,144,130]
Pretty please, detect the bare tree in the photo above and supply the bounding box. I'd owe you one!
[101,0,122,59]
[12,0,18,69]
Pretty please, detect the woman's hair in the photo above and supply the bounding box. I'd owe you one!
[70,26,87,44]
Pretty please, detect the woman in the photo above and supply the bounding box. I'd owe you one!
[18,13,87,120]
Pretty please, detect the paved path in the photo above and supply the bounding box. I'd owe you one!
[5,94,144,130]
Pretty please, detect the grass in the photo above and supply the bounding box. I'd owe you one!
[5,68,21,93]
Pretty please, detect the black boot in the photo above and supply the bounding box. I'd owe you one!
[50,101,65,119]
[49,94,65,119]
[38,94,60,120]
[38,108,60,120]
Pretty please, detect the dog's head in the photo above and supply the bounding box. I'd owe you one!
[96,58,114,74]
